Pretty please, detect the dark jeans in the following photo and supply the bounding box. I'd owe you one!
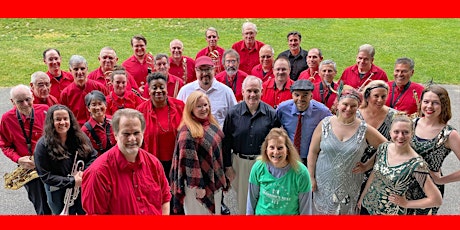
[44,183,85,215]
[24,178,52,215]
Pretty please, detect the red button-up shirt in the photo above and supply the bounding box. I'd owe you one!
[339,64,388,90]
[386,80,424,115]
[231,40,265,75]
[82,146,171,215]
[298,69,322,84]
[122,55,150,88]
[168,56,197,84]
[215,70,248,102]
[251,64,274,83]
[106,90,145,116]
[81,116,116,157]
[47,70,74,101]
[261,78,294,109]
[88,66,140,92]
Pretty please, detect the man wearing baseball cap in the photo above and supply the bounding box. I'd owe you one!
[177,56,237,127]
[276,79,332,165]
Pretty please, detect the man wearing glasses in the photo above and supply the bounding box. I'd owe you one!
[176,56,237,127]
[196,27,225,74]
[30,71,59,107]
[251,44,275,83]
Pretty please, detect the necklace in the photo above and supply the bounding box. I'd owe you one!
[338,118,356,126]
[156,105,171,133]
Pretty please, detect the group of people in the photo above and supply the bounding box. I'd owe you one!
[1,21,460,216]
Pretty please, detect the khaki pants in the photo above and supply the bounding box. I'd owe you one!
[184,184,222,215]
[231,153,257,214]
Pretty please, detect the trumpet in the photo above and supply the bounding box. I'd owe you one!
[60,152,85,215]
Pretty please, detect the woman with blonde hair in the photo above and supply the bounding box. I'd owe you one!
[247,128,312,215]
[170,91,227,215]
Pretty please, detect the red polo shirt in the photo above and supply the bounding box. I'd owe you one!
[261,78,294,109]
[60,80,109,126]
[0,104,49,163]
[215,70,248,102]
[168,56,196,84]
[47,70,74,101]
[136,97,184,161]
[106,90,145,116]
[32,94,59,107]
[251,64,274,83]
[231,40,265,75]
[339,64,388,90]
[386,80,424,115]
[298,69,322,84]
[122,55,150,88]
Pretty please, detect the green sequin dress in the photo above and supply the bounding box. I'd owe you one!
[362,142,429,215]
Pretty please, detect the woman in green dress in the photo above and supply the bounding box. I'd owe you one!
[358,114,442,214]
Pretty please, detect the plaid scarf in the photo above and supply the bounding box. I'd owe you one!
[170,121,227,214]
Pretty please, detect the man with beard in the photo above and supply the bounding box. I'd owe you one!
[177,56,237,127]
[88,47,139,93]
[276,80,332,165]
[215,49,248,102]
[30,71,59,107]
[277,31,308,81]
[169,39,196,84]
[60,55,109,126]
[223,75,280,214]
[261,56,294,109]
[141,53,184,98]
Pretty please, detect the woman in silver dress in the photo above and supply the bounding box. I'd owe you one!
[307,88,386,214]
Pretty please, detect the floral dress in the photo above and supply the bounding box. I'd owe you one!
[407,118,456,215]
[313,116,367,214]
[362,142,429,215]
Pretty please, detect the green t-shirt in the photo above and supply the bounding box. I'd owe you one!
[249,160,311,215]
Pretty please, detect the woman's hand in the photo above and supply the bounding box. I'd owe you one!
[311,178,317,192]
[195,188,206,199]
[429,170,443,185]
[389,194,408,208]
[352,162,366,174]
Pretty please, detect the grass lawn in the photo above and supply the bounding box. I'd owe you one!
[0,18,458,87]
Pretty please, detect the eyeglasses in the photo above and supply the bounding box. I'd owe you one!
[207,35,217,39]
[225,60,237,64]
[260,55,272,59]
[196,68,214,73]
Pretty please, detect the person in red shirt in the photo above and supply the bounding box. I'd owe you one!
[88,47,139,94]
[261,56,294,109]
[385,57,424,115]
[231,21,265,75]
[195,27,225,74]
[169,39,196,84]
[60,55,109,126]
[30,71,58,107]
[82,108,171,215]
[122,35,153,92]
[298,48,324,84]
[215,49,248,102]
[251,44,275,83]
[312,60,339,111]
[141,53,184,99]
[106,66,146,115]
[137,72,184,182]
[43,48,74,101]
[0,84,52,215]
[81,90,116,157]
[338,44,388,91]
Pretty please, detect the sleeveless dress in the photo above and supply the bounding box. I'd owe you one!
[362,142,429,215]
[356,108,398,194]
[313,116,368,214]
[407,118,456,215]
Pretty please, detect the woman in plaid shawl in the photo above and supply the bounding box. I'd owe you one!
[170,91,227,214]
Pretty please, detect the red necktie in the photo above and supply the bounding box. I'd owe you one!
[294,113,302,153]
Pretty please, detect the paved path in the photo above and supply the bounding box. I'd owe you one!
[0,85,459,215]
